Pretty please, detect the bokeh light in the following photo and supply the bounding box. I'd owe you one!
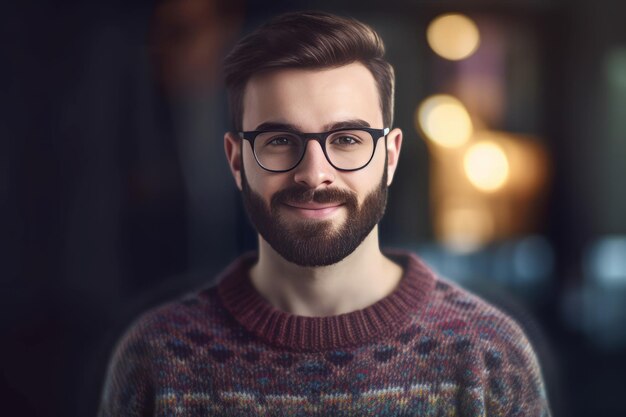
[426,13,480,61]
[440,205,495,253]
[416,94,473,148]
[584,237,626,288]
[463,141,510,191]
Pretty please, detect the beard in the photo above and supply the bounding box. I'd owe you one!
[240,166,388,267]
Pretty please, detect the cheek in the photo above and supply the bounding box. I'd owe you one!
[344,173,384,206]
[242,142,256,168]
[243,152,288,203]
[355,147,387,195]
[242,146,265,190]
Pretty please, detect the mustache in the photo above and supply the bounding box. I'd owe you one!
[271,185,358,207]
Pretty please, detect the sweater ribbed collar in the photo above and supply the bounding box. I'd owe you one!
[217,250,436,351]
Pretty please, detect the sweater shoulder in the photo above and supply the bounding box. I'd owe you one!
[111,285,231,360]
[423,276,536,352]
[422,277,550,410]
[98,287,223,416]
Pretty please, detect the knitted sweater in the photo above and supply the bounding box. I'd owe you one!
[98,251,551,416]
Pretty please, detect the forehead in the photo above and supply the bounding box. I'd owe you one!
[242,62,382,131]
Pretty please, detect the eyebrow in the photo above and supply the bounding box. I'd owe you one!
[253,119,372,132]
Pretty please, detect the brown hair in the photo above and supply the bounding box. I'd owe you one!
[223,11,395,131]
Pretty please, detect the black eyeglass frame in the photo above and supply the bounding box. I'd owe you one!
[239,127,390,173]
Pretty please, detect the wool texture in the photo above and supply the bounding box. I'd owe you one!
[99,251,551,416]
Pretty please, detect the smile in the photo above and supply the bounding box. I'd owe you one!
[282,202,345,219]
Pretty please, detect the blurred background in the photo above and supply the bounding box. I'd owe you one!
[2,0,626,415]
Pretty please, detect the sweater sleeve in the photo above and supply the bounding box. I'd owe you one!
[98,321,156,417]
[478,315,551,417]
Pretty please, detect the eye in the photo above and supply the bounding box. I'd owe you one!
[331,135,362,146]
[267,135,295,146]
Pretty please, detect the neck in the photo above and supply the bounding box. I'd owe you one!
[250,226,403,317]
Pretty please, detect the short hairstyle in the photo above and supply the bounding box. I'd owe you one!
[223,11,395,131]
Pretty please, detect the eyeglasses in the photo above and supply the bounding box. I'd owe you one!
[239,127,389,173]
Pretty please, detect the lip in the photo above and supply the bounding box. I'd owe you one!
[282,202,344,219]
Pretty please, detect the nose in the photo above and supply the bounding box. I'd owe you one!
[292,139,336,188]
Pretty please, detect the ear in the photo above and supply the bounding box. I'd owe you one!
[385,128,403,186]
[224,131,243,190]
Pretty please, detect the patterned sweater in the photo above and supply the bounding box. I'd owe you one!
[98,251,551,416]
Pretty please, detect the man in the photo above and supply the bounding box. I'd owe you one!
[99,11,551,416]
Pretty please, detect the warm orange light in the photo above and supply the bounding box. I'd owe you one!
[427,14,480,61]
[416,95,473,148]
[440,204,495,253]
[463,141,510,192]
[430,130,550,248]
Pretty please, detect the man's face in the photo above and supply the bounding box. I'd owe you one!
[229,63,399,266]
